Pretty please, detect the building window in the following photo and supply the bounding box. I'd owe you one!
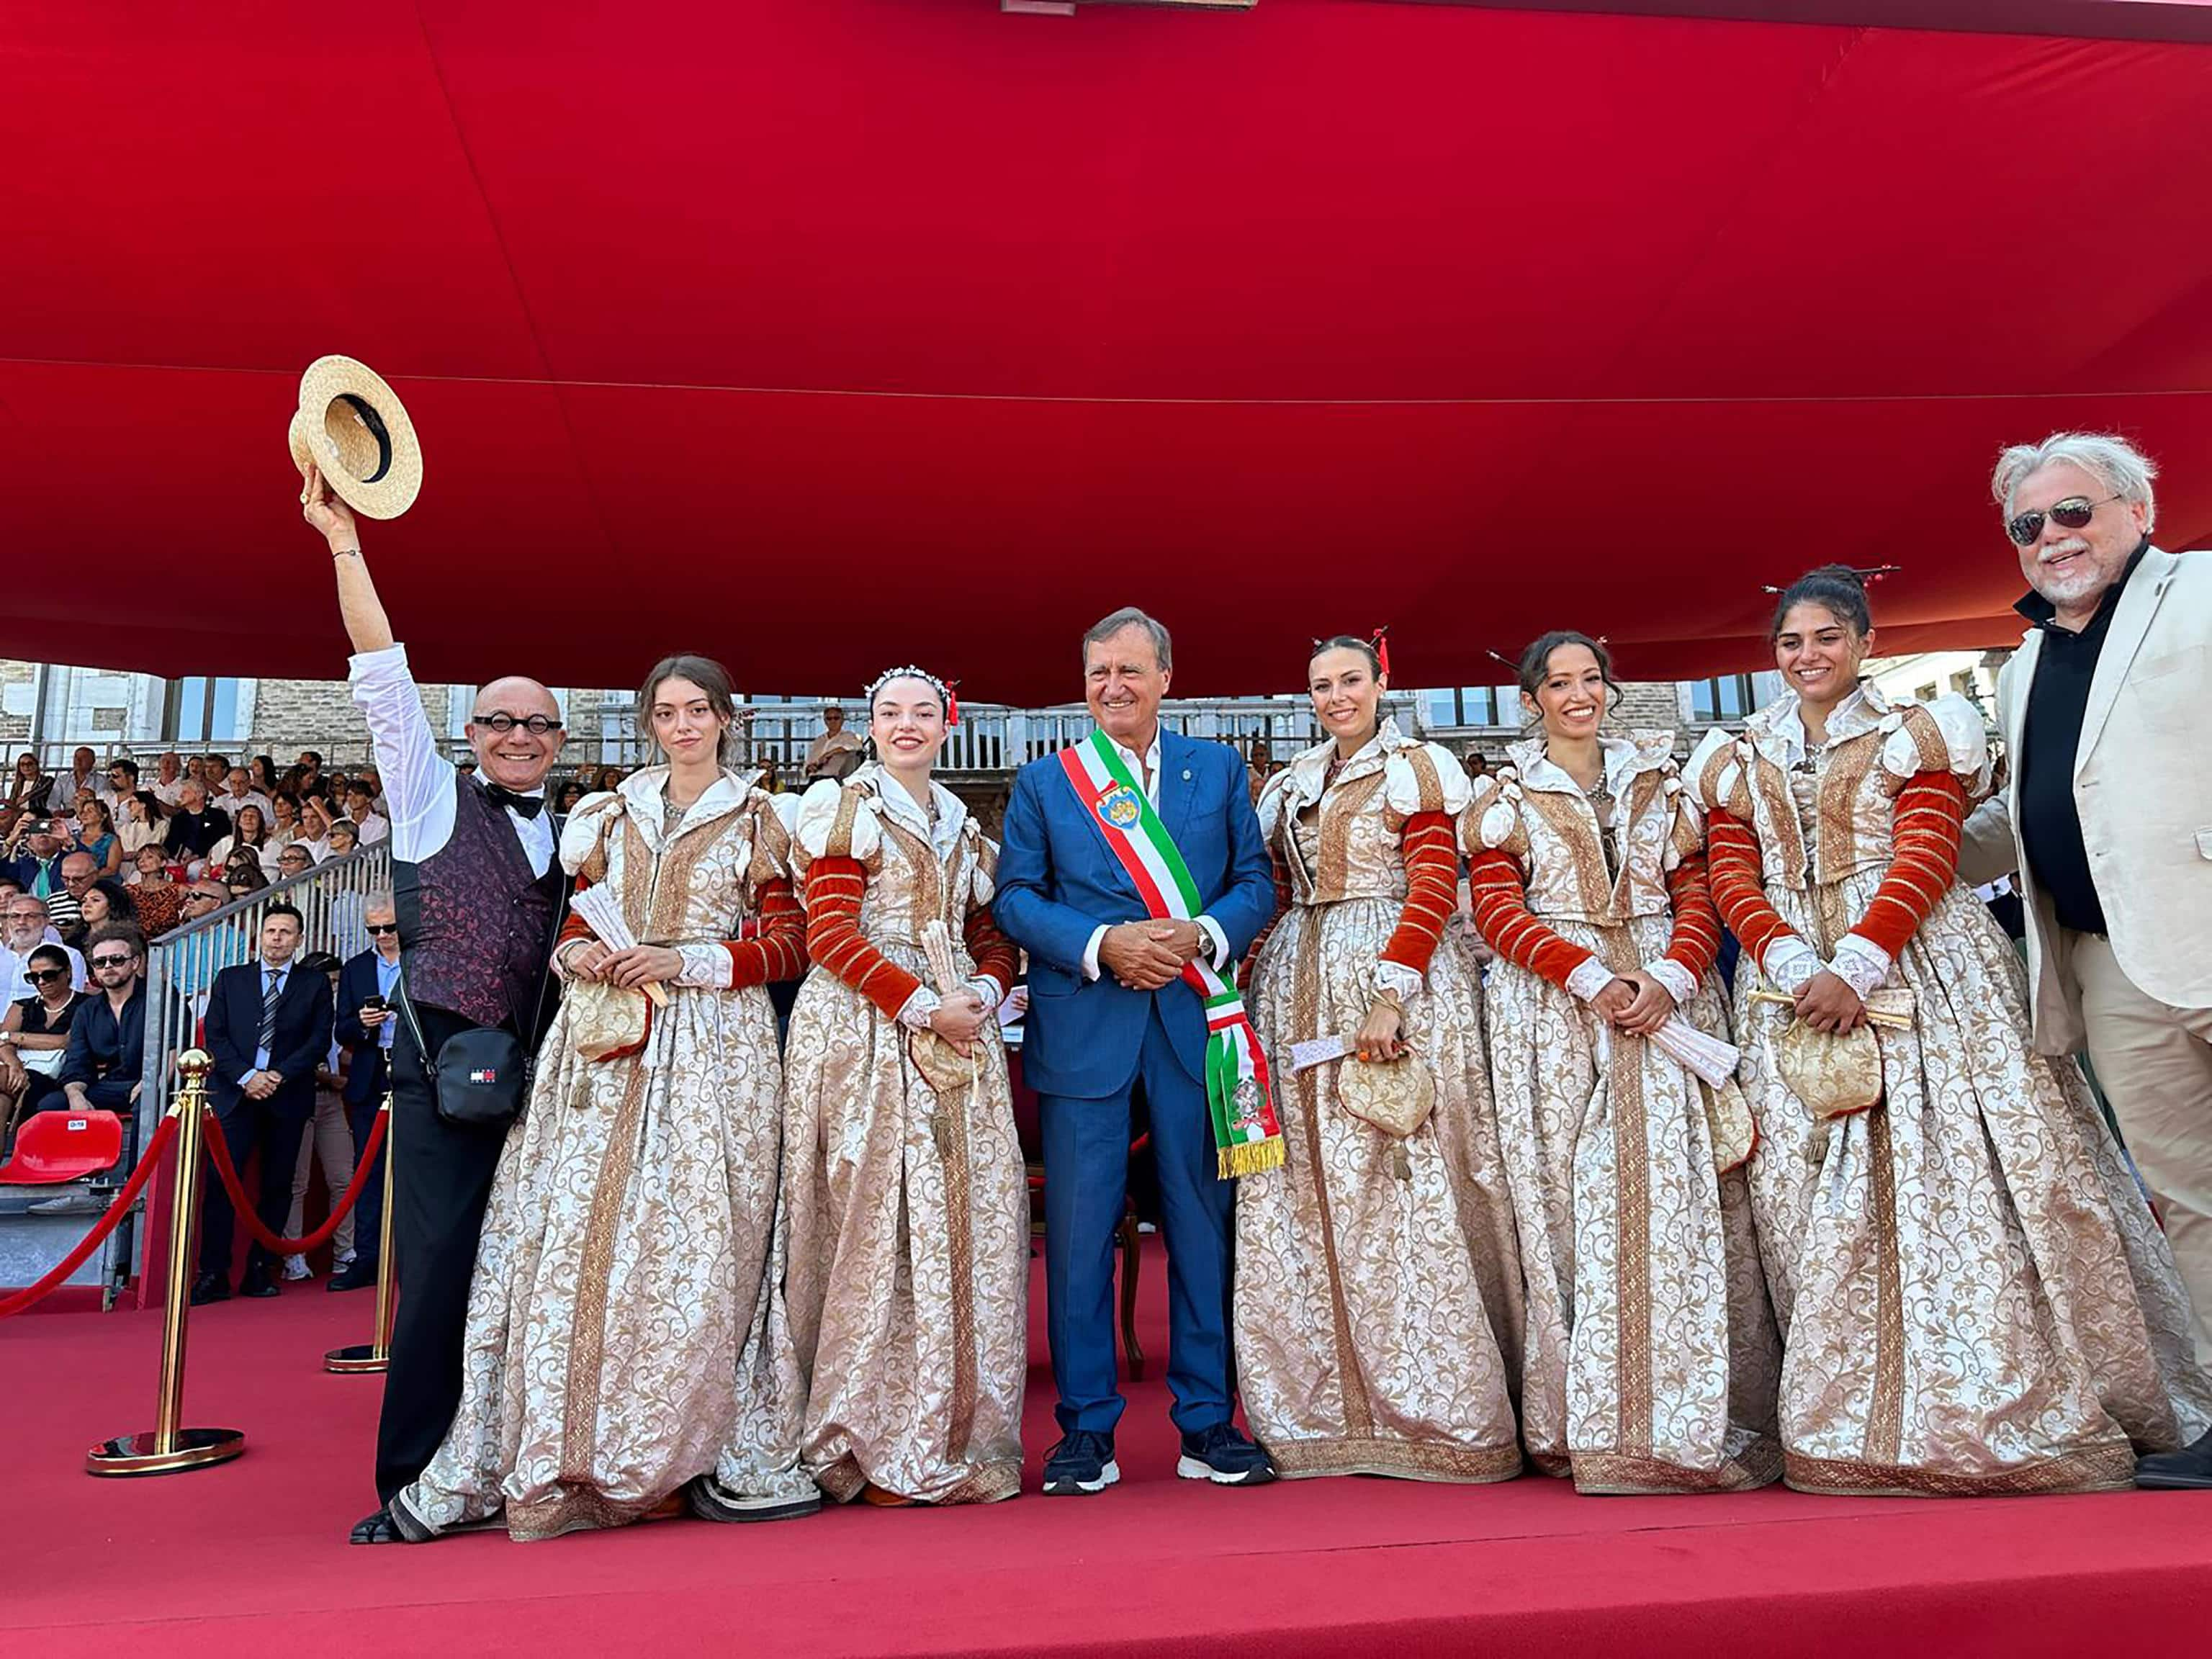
[168,676,243,743]
[1422,685,1515,727]
[1689,675,1757,723]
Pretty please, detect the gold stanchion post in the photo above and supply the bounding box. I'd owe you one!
[325,1092,395,1374]
[86,1049,247,1476]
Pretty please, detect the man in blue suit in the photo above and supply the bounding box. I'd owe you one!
[328,891,403,1292]
[197,902,335,1303]
[997,607,1280,1495]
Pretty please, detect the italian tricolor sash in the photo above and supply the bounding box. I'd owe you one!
[1058,732,1285,1178]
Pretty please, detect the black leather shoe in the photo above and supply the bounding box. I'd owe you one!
[1177,1422,1276,1487]
[685,1475,822,1523]
[349,1503,436,1544]
[327,1257,378,1292]
[2137,1427,2212,1491]
[189,1272,229,1305]
[240,1262,279,1299]
[1042,1429,1119,1496]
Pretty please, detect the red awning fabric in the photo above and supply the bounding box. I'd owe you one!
[3,3,2208,702]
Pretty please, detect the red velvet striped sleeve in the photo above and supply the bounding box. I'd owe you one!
[964,901,1020,1002]
[724,876,807,987]
[1705,809,1797,969]
[1661,855,1722,979]
[804,855,922,1020]
[1380,811,1459,978]
[1849,771,1966,959]
[1466,848,1596,991]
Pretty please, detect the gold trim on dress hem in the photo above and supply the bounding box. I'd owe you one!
[1783,1442,2135,1497]
[1572,1438,1783,1495]
[1265,1435,1523,1483]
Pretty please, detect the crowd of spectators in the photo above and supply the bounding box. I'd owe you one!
[1,746,395,948]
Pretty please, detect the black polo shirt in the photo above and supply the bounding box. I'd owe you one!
[2013,541,2149,935]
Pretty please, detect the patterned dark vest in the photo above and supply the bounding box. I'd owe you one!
[393,773,563,1032]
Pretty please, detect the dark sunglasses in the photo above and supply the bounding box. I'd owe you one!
[26,967,70,984]
[365,922,399,935]
[91,954,135,969]
[472,712,563,735]
[2005,493,2121,548]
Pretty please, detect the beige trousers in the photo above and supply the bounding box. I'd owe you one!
[2072,932,2212,1366]
[287,1086,357,1261]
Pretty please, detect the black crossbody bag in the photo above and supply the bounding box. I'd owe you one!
[399,871,572,1129]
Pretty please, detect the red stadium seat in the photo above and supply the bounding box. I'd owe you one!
[0,1110,125,1186]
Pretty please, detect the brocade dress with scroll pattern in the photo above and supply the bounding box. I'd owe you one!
[396,767,816,1541]
[781,766,1028,1504]
[1691,688,2212,1495]
[1236,721,1524,1482]
[1465,733,1780,1493]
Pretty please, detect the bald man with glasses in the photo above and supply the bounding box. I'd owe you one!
[300,464,570,1541]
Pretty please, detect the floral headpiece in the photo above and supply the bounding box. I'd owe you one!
[863,665,958,726]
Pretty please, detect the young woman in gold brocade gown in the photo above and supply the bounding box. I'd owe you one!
[1234,637,1523,1483]
[1465,632,1780,1493]
[780,670,1028,1506]
[1691,566,2211,1496]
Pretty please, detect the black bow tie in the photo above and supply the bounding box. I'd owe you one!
[485,783,545,820]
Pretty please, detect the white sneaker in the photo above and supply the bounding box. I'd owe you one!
[334,1251,356,1272]
[283,1254,312,1281]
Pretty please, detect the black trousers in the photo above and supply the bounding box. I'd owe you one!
[373,1001,513,1505]
[343,1050,392,1267]
[200,1086,313,1276]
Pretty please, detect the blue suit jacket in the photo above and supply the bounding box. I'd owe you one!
[995,730,1275,1100]
[334,949,397,1106]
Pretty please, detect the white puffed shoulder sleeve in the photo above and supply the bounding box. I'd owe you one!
[793,778,881,873]
[1383,742,1473,824]
[1660,765,1704,871]
[558,791,623,879]
[1684,727,1749,820]
[1460,770,1528,860]
[1878,696,1992,798]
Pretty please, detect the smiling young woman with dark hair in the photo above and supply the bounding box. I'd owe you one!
[1232,634,1523,1485]
[1689,567,2211,1496]
[1463,630,1778,1496]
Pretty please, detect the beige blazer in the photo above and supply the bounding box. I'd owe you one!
[1960,547,2212,1053]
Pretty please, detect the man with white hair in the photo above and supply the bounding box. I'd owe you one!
[1964,431,2212,1488]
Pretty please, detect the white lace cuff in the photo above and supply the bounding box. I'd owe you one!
[1830,936,1894,999]
[1760,936,1822,995]
[675,943,732,990]
[896,986,941,1031]
[1565,956,1616,1003]
[966,976,1003,1013]
[1373,960,1425,1003]
[1644,958,1698,1007]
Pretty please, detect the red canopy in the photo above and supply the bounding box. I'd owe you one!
[4,3,2208,701]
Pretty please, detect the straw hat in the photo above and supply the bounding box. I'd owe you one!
[286,355,423,519]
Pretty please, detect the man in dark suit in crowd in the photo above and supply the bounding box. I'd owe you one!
[328,891,403,1292]
[197,902,334,1303]
[58,922,148,1116]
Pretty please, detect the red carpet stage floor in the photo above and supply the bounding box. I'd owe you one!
[5,1262,2210,1657]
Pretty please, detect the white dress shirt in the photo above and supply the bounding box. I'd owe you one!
[348,644,553,877]
[354,810,392,845]
[1077,728,1231,982]
[244,958,293,1084]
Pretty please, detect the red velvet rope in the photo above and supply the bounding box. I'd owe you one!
[197,1106,388,1255]
[0,1112,181,1319]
